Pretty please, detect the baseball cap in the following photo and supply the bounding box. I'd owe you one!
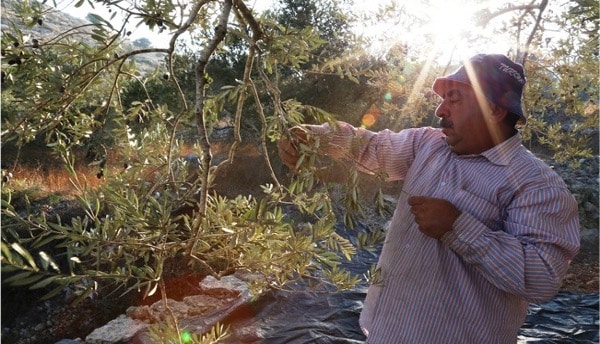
[432,54,527,123]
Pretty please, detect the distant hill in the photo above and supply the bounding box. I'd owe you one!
[1,0,163,74]
[1,0,93,39]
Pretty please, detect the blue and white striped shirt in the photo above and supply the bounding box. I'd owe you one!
[308,122,580,343]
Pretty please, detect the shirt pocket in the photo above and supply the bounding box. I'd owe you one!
[451,188,504,231]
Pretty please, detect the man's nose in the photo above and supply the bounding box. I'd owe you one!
[435,101,447,118]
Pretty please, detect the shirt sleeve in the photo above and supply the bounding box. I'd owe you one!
[441,185,580,303]
[305,121,429,181]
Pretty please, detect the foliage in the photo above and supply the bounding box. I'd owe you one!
[270,0,356,60]
[473,0,598,165]
[517,1,598,165]
[1,123,361,294]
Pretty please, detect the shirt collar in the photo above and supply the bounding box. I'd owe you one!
[451,133,522,166]
[480,133,522,166]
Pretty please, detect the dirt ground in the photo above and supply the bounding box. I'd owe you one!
[561,240,599,294]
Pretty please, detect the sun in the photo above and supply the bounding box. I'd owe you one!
[354,0,511,65]
[417,0,521,64]
[415,0,479,60]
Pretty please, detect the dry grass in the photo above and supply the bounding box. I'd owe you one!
[1,144,113,203]
[4,164,103,200]
[1,140,283,207]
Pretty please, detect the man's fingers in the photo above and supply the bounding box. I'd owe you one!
[278,139,300,169]
[278,138,297,156]
[278,126,312,171]
[288,126,309,144]
[407,196,428,206]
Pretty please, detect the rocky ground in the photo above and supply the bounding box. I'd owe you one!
[1,152,598,344]
[552,156,599,293]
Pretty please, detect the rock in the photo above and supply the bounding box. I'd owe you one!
[584,201,597,213]
[200,275,251,296]
[182,153,200,168]
[228,322,266,343]
[85,315,148,344]
[581,228,599,242]
[126,305,155,322]
[81,275,253,343]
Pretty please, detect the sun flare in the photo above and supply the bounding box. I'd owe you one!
[421,0,476,49]
[356,0,517,66]
[402,0,485,65]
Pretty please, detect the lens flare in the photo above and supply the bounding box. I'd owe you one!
[362,114,377,127]
[181,331,193,343]
[384,92,393,101]
[361,106,382,128]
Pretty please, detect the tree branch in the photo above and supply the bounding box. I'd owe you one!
[189,0,233,254]
[164,0,211,182]
[521,0,548,65]
[232,0,264,41]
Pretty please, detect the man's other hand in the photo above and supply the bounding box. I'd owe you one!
[408,196,461,239]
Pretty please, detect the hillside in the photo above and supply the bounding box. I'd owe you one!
[1,0,163,74]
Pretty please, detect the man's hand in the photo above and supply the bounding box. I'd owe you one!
[278,127,309,172]
[408,196,461,239]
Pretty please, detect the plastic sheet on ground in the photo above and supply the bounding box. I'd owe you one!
[225,287,598,343]
[518,292,599,343]
[224,225,599,343]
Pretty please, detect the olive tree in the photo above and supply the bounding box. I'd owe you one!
[1,1,375,338]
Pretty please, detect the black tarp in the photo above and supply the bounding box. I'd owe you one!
[228,288,597,344]
[224,223,599,343]
[518,292,599,343]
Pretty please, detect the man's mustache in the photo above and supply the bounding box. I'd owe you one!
[440,119,453,129]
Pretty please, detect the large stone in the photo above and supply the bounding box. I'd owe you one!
[85,315,148,344]
[83,275,253,343]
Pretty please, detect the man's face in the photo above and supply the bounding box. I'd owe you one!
[435,83,495,155]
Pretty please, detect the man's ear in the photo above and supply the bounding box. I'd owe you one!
[489,104,508,123]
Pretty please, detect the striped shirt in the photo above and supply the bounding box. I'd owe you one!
[307,122,580,344]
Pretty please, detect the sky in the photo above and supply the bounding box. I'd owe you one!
[59,0,169,45]
[59,0,276,54]
[58,0,550,66]
[351,0,517,64]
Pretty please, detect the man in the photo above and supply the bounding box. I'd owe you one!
[278,54,580,343]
